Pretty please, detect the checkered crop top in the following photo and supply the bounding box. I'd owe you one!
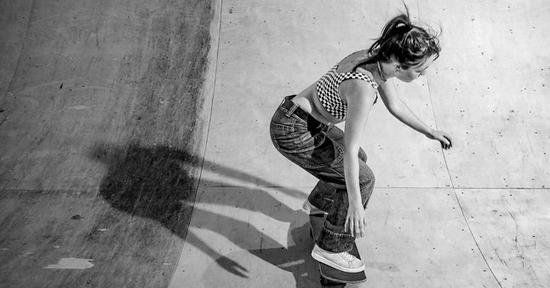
[316,65,379,120]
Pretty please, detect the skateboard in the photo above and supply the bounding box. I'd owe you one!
[309,214,367,287]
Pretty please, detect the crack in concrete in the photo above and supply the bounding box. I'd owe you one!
[425,70,504,288]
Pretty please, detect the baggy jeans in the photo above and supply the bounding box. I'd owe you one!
[270,95,375,253]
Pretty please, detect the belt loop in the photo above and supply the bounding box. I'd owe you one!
[323,122,333,133]
[285,102,298,117]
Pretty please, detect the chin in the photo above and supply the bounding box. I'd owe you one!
[397,75,415,83]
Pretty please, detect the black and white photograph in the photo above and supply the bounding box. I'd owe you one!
[0,0,548,287]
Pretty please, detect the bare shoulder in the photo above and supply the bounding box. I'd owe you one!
[339,79,377,105]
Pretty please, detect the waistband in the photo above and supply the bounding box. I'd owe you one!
[280,95,309,120]
[279,95,333,130]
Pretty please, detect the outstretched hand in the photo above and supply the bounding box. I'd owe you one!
[427,129,453,150]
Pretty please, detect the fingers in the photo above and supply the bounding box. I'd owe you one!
[344,217,349,234]
[435,132,452,150]
[346,216,364,237]
[358,217,367,238]
[348,217,354,237]
[441,135,452,150]
[431,130,453,150]
[440,138,449,149]
[361,217,367,237]
[346,209,368,238]
[351,217,367,238]
[444,135,453,147]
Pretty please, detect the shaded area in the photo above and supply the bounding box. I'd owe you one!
[0,0,217,287]
[0,188,182,288]
[91,142,316,286]
[246,221,321,288]
[0,141,314,287]
[0,144,204,288]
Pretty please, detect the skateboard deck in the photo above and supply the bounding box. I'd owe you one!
[309,214,367,287]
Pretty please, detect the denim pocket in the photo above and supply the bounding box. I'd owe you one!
[270,107,341,169]
[273,129,316,153]
[275,132,339,169]
[270,115,296,149]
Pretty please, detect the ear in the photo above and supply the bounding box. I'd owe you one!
[394,64,402,72]
[389,55,401,71]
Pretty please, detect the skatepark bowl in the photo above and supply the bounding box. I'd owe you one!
[1,0,549,287]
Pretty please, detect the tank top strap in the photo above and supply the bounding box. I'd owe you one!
[339,71,379,90]
[339,70,379,104]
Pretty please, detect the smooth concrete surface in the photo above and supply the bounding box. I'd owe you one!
[170,0,549,287]
[1,0,549,288]
[1,0,216,287]
[418,0,550,189]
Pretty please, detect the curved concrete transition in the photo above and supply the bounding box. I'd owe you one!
[1,0,549,288]
[1,0,217,287]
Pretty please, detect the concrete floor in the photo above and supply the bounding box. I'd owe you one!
[1,0,549,287]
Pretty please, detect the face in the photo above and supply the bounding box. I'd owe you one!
[395,54,436,82]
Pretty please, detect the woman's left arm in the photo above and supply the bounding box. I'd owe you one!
[378,81,453,149]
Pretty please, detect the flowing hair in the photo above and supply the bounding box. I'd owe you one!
[364,4,441,69]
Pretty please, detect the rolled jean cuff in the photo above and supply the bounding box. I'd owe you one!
[317,221,355,253]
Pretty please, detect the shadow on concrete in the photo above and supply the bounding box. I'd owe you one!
[246,221,321,288]
[89,141,318,287]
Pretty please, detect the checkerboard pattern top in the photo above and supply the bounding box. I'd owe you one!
[316,65,379,120]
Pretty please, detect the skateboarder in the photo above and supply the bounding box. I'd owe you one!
[270,8,452,274]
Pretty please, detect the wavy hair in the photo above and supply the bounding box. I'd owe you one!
[366,4,441,69]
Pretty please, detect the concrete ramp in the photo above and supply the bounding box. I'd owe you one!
[0,0,549,287]
[0,0,216,287]
[170,0,550,287]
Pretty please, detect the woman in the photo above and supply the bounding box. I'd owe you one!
[270,10,453,273]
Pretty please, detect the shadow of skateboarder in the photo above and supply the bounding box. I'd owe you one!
[89,141,320,287]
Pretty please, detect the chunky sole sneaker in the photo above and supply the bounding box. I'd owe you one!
[311,244,365,273]
[303,200,327,215]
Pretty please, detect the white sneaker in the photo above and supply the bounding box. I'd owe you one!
[303,200,327,215]
[311,244,365,273]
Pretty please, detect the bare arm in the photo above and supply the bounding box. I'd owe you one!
[378,81,452,149]
[341,79,376,237]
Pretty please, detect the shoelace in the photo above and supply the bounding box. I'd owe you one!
[340,251,357,263]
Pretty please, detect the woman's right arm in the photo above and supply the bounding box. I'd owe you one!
[378,81,452,149]
[341,80,376,238]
